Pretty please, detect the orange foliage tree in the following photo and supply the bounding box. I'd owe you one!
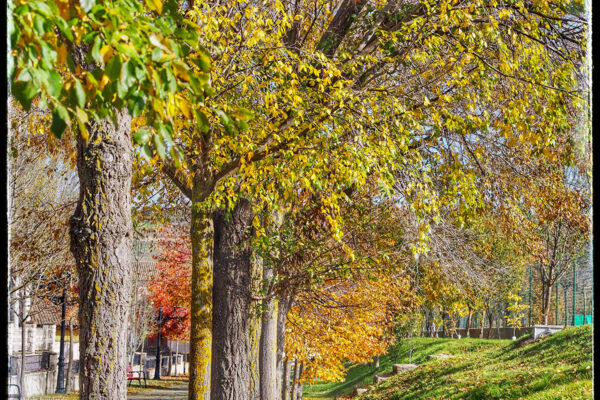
[148,228,193,341]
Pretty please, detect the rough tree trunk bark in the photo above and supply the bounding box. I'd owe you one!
[20,305,26,398]
[543,282,553,325]
[66,319,74,392]
[466,307,472,337]
[260,262,278,400]
[210,199,254,400]
[140,337,145,371]
[479,311,485,339]
[294,361,304,400]
[276,296,292,400]
[69,109,134,400]
[291,360,299,400]
[249,256,263,400]
[486,310,494,339]
[188,202,213,400]
[281,358,291,400]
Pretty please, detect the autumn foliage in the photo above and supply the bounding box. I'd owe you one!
[148,228,193,341]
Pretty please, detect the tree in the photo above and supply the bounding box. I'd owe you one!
[530,169,590,324]
[13,0,586,399]
[10,1,216,398]
[148,228,193,341]
[8,102,78,397]
[285,273,411,383]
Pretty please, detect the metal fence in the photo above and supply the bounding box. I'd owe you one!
[9,353,50,374]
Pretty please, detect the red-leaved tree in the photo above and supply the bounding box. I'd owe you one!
[148,228,192,341]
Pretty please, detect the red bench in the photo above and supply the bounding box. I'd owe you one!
[127,365,147,387]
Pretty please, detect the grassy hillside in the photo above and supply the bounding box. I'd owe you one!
[305,325,593,400]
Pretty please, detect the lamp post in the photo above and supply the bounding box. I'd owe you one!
[55,287,67,394]
[154,306,163,380]
[154,306,182,380]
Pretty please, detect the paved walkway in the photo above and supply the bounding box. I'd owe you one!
[128,383,188,399]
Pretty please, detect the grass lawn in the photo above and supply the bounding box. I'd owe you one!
[304,325,593,400]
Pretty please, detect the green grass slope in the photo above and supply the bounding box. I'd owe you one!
[305,325,593,400]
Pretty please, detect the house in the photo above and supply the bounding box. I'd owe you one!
[7,297,80,398]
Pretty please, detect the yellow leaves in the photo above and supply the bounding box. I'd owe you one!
[57,44,68,66]
[152,97,166,119]
[100,45,113,62]
[145,0,163,14]
[173,62,190,82]
[175,95,192,119]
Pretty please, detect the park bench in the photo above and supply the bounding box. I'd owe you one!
[7,383,21,399]
[127,365,147,387]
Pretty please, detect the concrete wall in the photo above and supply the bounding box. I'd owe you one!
[8,322,58,353]
[7,352,80,399]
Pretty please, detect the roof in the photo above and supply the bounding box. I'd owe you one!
[29,299,63,326]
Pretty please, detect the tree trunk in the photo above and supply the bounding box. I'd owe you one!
[281,358,291,400]
[249,256,263,400]
[168,347,173,377]
[66,319,74,392]
[465,307,472,337]
[260,263,278,400]
[175,342,179,376]
[20,311,26,398]
[294,361,304,400]
[210,199,254,400]
[373,355,380,369]
[188,203,213,400]
[276,295,292,400]
[140,337,146,371]
[542,283,553,325]
[479,311,485,339]
[486,310,494,339]
[291,360,300,400]
[69,110,134,400]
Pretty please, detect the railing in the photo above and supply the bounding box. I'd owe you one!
[9,352,50,374]
[9,353,79,375]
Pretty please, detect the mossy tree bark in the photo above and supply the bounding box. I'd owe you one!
[188,198,214,400]
[69,110,134,400]
[249,256,263,400]
[211,199,254,400]
[163,138,214,400]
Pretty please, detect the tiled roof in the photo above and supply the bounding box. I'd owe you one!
[29,299,63,326]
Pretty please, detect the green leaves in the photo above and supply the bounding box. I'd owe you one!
[133,129,151,146]
[195,48,211,73]
[79,0,96,13]
[50,105,69,138]
[46,70,62,98]
[11,0,215,145]
[74,79,86,108]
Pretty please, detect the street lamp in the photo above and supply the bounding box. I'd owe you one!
[55,287,67,394]
[154,306,182,380]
